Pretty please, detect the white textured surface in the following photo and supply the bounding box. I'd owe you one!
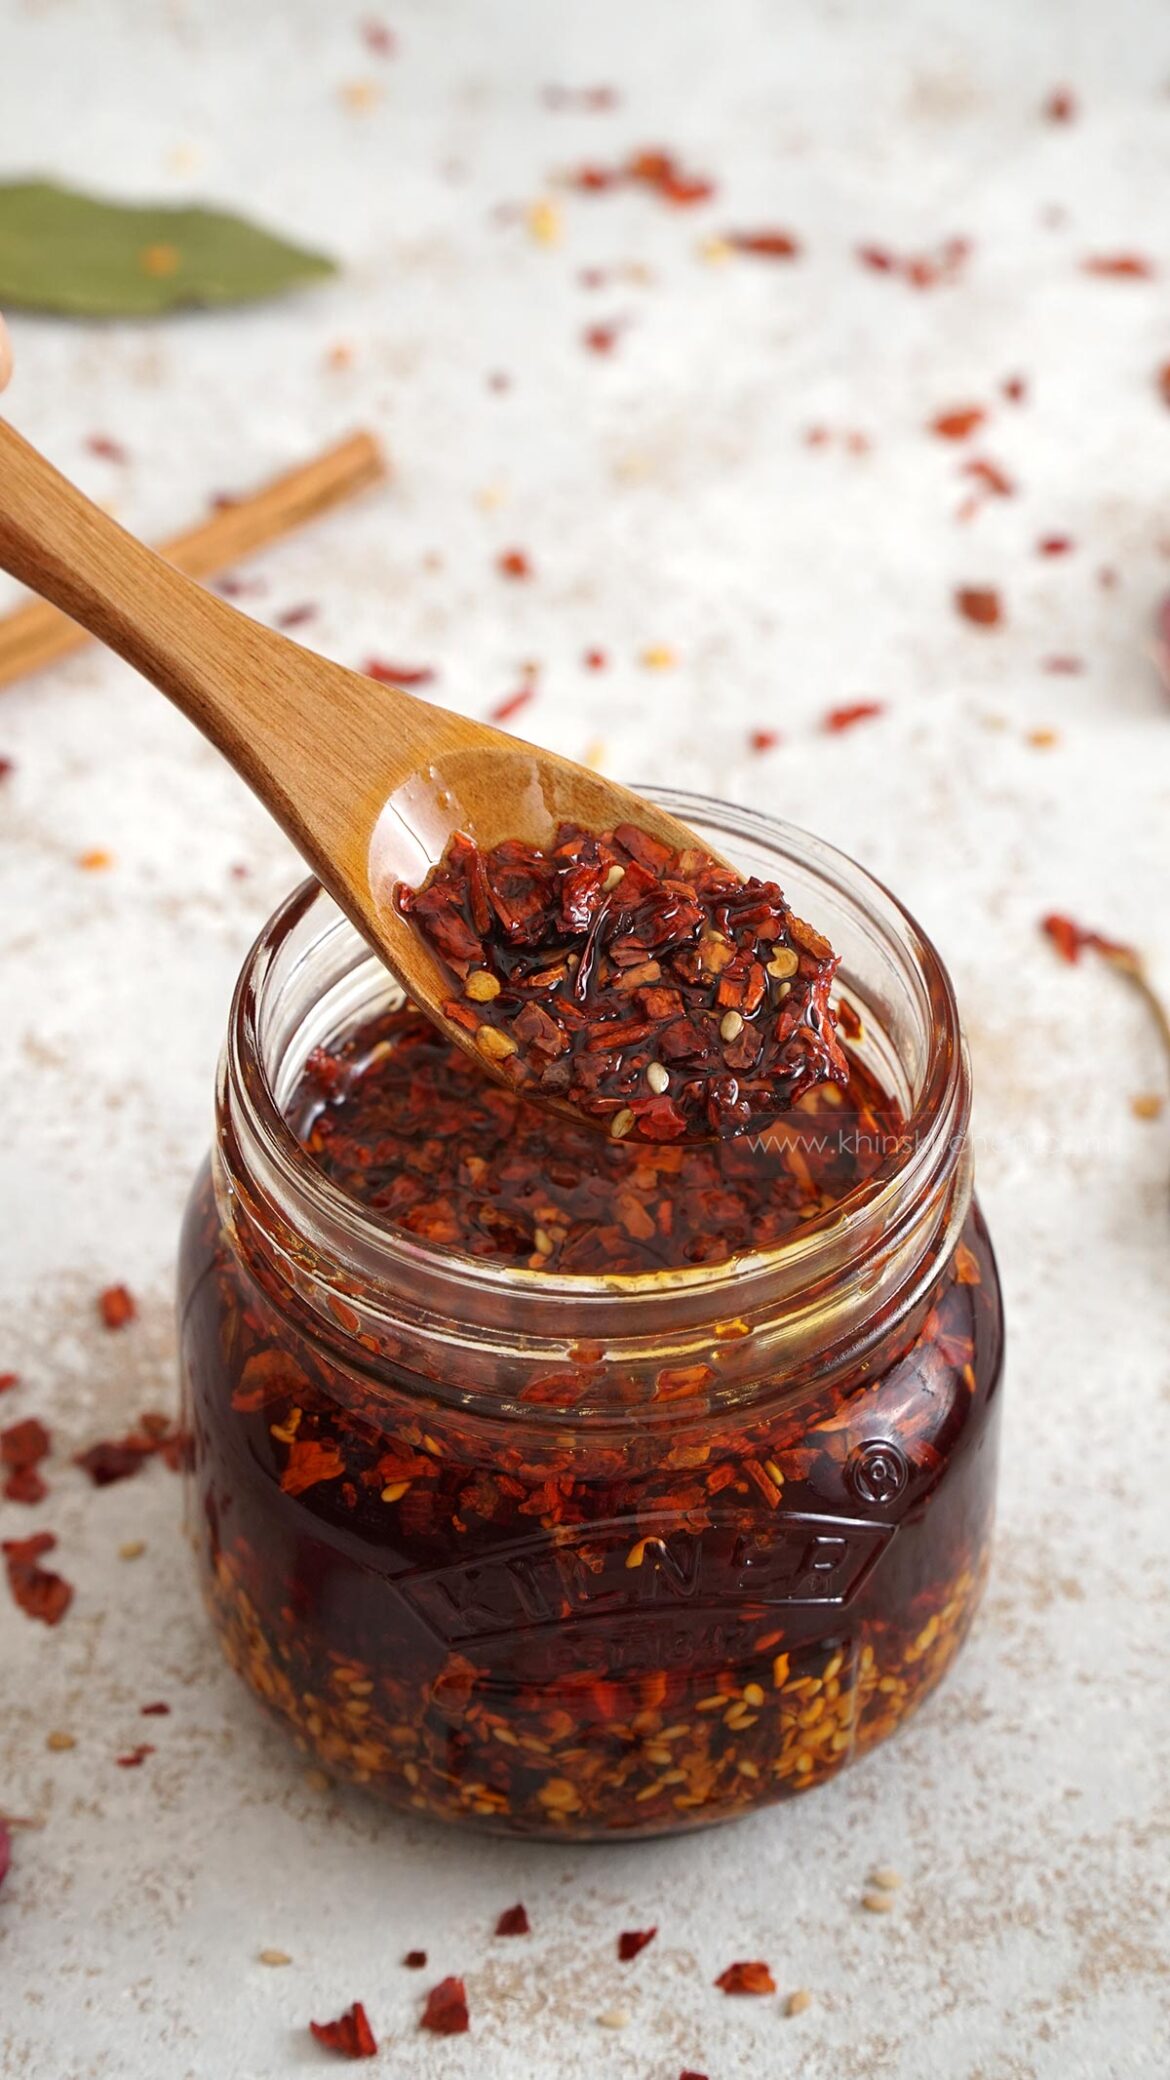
[1,3,1169,2076]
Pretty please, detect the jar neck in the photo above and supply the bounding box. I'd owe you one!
[214,799,972,1424]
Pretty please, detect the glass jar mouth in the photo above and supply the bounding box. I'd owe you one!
[223,790,968,1338]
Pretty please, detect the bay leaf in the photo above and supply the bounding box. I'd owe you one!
[0,180,336,316]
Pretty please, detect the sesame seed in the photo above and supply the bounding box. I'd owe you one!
[719,1010,744,1042]
[597,2008,631,2029]
[259,1948,292,1967]
[767,948,799,979]
[646,1062,670,1094]
[869,1866,903,1890]
[610,1108,635,1139]
[862,1891,896,1913]
[533,1227,554,1256]
[118,1540,145,1560]
[603,864,626,890]
[476,1024,518,1060]
[786,1988,813,2016]
[46,1730,76,1752]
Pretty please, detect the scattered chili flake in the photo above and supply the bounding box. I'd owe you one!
[857,236,970,288]
[0,1821,9,1893]
[1158,362,1170,409]
[1081,253,1154,279]
[1002,373,1028,403]
[140,1702,171,1716]
[583,322,621,354]
[403,1950,428,1969]
[716,1960,776,1995]
[2,1532,72,1626]
[363,658,437,688]
[583,647,608,670]
[420,1976,469,2035]
[0,759,13,783]
[1037,535,1073,556]
[280,1437,346,1498]
[955,586,1002,628]
[618,1927,657,1960]
[497,549,533,580]
[823,700,884,733]
[0,1373,19,1395]
[395,823,848,1141]
[961,456,1015,500]
[723,229,801,259]
[566,147,715,207]
[1,1417,51,1505]
[1041,655,1083,675]
[115,1744,155,1769]
[748,728,781,752]
[359,19,396,57]
[310,2001,378,2059]
[1043,86,1077,121]
[495,1902,530,1936]
[679,2071,710,2079]
[99,1283,137,1330]
[86,434,128,463]
[489,686,536,726]
[543,84,619,111]
[1041,914,1135,966]
[276,603,318,630]
[930,405,985,440]
[75,1410,184,1486]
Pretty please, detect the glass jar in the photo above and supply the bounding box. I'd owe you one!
[178,791,1004,1838]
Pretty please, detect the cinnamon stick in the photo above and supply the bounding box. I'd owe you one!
[0,429,386,689]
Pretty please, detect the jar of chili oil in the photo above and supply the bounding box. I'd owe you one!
[179,793,1004,1838]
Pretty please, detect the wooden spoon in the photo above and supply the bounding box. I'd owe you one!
[0,416,714,1069]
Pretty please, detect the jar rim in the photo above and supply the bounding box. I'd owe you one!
[223,791,969,1344]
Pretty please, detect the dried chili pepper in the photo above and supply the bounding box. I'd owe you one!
[930,405,984,440]
[310,2001,378,2058]
[3,1532,72,1626]
[1,1417,50,1504]
[420,1976,469,2035]
[565,148,714,206]
[277,604,317,630]
[98,1284,137,1330]
[396,824,848,1141]
[857,236,970,287]
[618,1927,657,1960]
[75,1411,184,1487]
[716,1960,776,1995]
[495,1902,530,1936]
[823,701,884,734]
[140,1702,171,1716]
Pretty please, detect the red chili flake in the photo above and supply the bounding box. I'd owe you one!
[1041,655,1084,675]
[748,728,781,752]
[497,549,533,580]
[1081,254,1155,279]
[115,1744,155,1769]
[86,434,128,462]
[310,2001,379,2058]
[0,1374,18,1395]
[1,1417,51,1505]
[566,148,715,207]
[583,322,620,354]
[3,1532,73,1626]
[566,163,622,192]
[961,456,1015,498]
[495,1902,531,1936]
[857,236,970,288]
[360,19,396,58]
[929,405,985,440]
[74,1410,185,1487]
[723,229,801,259]
[543,84,619,111]
[366,658,439,693]
[1041,914,1135,966]
[420,1976,469,2035]
[583,647,608,670]
[1037,535,1073,556]
[363,658,437,688]
[1043,86,1077,122]
[140,1701,171,1716]
[396,824,848,1141]
[679,2072,710,2080]
[618,1927,657,1960]
[487,371,512,392]
[1002,373,1028,403]
[824,700,884,733]
[403,1950,428,1969]
[488,686,536,726]
[955,586,1002,628]
[1157,362,1170,408]
[99,1284,137,1330]
[276,603,318,630]
[716,1960,777,1995]
[280,1438,346,1498]
[0,759,12,783]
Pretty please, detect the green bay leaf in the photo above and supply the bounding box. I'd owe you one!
[0,180,336,315]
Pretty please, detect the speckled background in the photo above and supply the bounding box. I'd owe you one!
[1,2,1169,2076]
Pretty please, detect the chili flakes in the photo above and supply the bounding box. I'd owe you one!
[309,2001,378,2058]
[98,1284,137,1330]
[716,1959,776,1995]
[3,1532,72,1626]
[420,1975,469,2035]
[495,1902,531,1936]
[618,1927,657,1960]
